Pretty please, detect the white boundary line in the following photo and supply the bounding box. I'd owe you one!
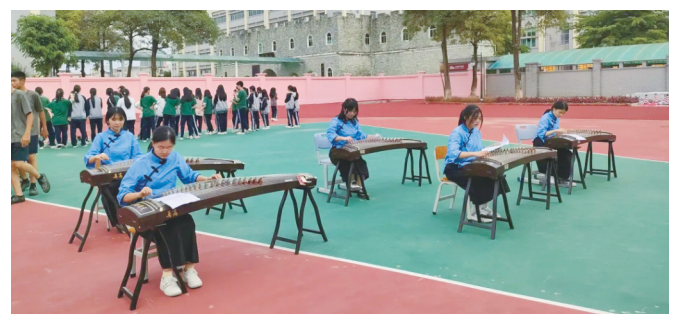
[24,198,609,314]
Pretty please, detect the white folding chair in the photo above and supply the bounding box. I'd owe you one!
[314,133,342,194]
[432,146,469,215]
[515,124,548,186]
[129,229,158,282]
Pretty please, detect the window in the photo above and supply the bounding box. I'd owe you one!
[308,35,313,47]
[213,16,226,24]
[380,32,387,43]
[521,28,537,48]
[231,48,235,56]
[272,41,277,52]
[248,10,263,16]
[402,28,409,41]
[365,34,370,45]
[289,38,295,50]
[230,11,244,21]
[428,26,436,38]
[578,63,592,70]
[258,43,262,54]
[560,28,570,45]
[219,49,223,56]
[244,46,248,55]
[326,32,332,45]
[327,68,333,77]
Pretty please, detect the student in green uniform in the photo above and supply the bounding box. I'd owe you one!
[162,88,181,134]
[47,89,72,148]
[179,87,198,140]
[36,87,55,148]
[235,81,249,134]
[203,89,215,135]
[139,86,157,142]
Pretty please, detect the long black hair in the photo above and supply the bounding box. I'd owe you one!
[261,89,269,100]
[181,87,193,102]
[458,104,483,129]
[293,86,299,101]
[204,89,212,99]
[195,88,203,100]
[159,87,167,99]
[105,106,127,125]
[141,86,150,99]
[90,88,97,105]
[55,88,64,102]
[249,85,256,95]
[545,100,569,115]
[215,85,227,103]
[147,126,177,153]
[72,85,81,103]
[168,88,180,100]
[35,87,43,95]
[270,87,277,99]
[338,98,359,123]
[121,88,132,108]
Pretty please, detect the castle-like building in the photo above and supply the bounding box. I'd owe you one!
[173,10,494,77]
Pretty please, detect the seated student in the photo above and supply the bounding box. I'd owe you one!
[84,107,142,231]
[117,126,220,297]
[326,98,379,192]
[533,101,573,186]
[443,104,510,221]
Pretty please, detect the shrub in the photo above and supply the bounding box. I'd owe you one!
[425,96,639,104]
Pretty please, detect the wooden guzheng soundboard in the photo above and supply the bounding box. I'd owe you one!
[331,137,428,161]
[546,129,616,149]
[80,157,245,186]
[118,173,317,232]
[463,147,557,180]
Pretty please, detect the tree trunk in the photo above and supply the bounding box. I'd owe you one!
[511,10,523,98]
[100,60,105,77]
[151,38,159,77]
[127,33,135,77]
[470,40,478,97]
[81,60,86,77]
[440,25,452,99]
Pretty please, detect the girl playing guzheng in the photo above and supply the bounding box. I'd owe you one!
[117,126,220,297]
[326,98,379,192]
[533,101,573,186]
[444,104,510,221]
[84,107,142,231]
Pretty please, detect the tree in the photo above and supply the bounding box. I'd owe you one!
[403,11,458,99]
[111,10,150,77]
[510,10,568,98]
[454,11,511,96]
[11,14,78,77]
[574,10,668,48]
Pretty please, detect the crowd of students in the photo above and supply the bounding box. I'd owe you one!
[33,81,302,149]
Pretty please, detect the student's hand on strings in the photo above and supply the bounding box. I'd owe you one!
[139,187,152,198]
[97,153,109,161]
[209,174,221,180]
[556,129,566,134]
[342,137,354,143]
[475,151,490,157]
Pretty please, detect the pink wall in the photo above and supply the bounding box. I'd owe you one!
[26,71,479,106]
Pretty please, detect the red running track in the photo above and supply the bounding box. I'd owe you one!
[12,201,593,314]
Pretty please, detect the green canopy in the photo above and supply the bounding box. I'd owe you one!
[488,43,668,70]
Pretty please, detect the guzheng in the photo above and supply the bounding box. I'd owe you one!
[546,129,616,149]
[79,157,245,186]
[331,137,428,161]
[118,173,317,232]
[463,147,556,180]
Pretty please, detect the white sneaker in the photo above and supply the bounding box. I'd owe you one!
[188,136,194,140]
[179,137,184,140]
[51,145,59,149]
[236,131,245,135]
[285,126,293,128]
[479,203,502,218]
[160,276,182,297]
[72,145,79,148]
[295,125,301,128]
[350,183,362,191]
[263,126,270,130]
[181,268,203,289]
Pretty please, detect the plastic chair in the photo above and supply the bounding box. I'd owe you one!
[432,146,462,215]
[515,124,537,146]
[314,133,342,194]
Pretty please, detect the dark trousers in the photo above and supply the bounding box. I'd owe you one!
[444,163,510,205]
[46,121,56,146]
[70,119,87,146]
[155,116,164,128]
[54,124,68,145]
[251,110,260,130]
[100,180,121,226]
[232,109,238,129]
[205,114,214,132]
[124,120,136,135]
[174,115,181,134]
[329,148,370,184]
[287,109,295,126]
[180,115,197,137]
[271,105,278,119]
[195,115,203,133]
[238,109,249,131]
[89,118,103,141]
[533,137,572,180]
[262,113,269,127]
[142,215,199,269]
[162,115,176,131]
[215,112,228,133]
[293,110,300,125]
[140,116,154,140]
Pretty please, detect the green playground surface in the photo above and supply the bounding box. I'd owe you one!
[24,122,669,314]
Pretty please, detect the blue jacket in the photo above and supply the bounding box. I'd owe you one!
[535,111,559,142]
[83,129,142,169]
[326,116,367,149]
[117,151,201,206]
[444,123,483,167]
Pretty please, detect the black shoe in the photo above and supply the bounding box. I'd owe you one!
[28,185,38,196]
[20,179,30,191]
[37,173,51,193]
[11,195,25,204]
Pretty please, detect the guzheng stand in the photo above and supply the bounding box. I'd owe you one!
[516,159,562,210]
[401,148,432,186]
[326,160,370,207]
[564,146,589,195]
[270,187,328,255]
[69,185,118,252]
[457,176,514,240]
[583,141,617,182]
[205,170,248,218]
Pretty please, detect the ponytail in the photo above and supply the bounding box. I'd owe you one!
[90,88,97,108]
[55,88,64,102]
[72,85,81,103]
[122,88,131,109]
